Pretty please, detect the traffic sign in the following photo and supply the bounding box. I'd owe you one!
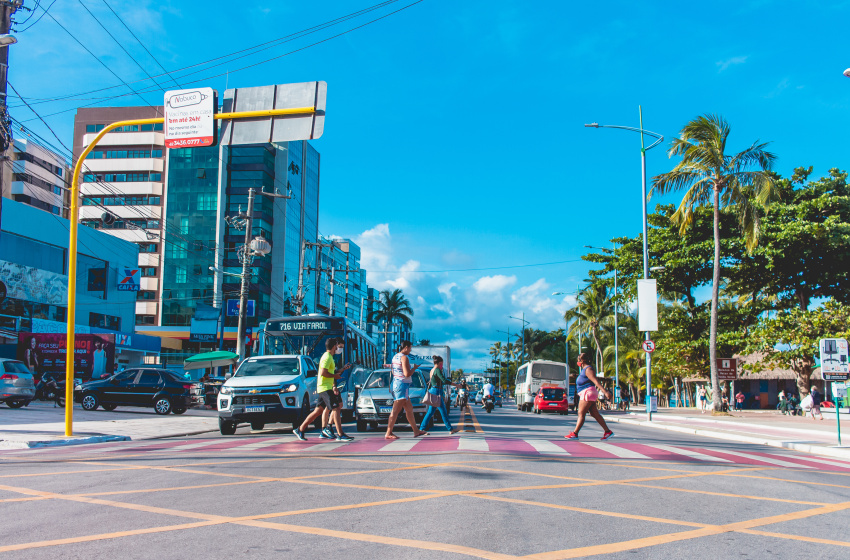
[642,340,656,353]
[164,87,217,148]
[226,299,255,317]
[820,338,849,381]
[716,358,738,381]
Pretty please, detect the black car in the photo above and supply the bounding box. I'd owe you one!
[74,368,204,415]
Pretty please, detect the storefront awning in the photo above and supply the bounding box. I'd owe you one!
[183,350,239,370]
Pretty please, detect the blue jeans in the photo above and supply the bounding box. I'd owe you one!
[419,388,452,432]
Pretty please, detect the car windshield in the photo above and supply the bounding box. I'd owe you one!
[541,388,565,400]
[2,361,32,375]
[235,358,300,377]
[364,369,425,389]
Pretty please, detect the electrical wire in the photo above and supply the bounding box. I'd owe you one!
[15,0,56,33]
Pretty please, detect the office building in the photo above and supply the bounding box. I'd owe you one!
[73,106,167,327]
[0,198,160,368]
[1,138,70,218]
[315,237,368,325]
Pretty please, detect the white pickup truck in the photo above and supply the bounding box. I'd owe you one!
[216,354,319,435]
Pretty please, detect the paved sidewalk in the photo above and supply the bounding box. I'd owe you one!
[602,406,850,459]
[0,401,219,448]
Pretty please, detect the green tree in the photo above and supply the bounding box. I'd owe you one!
[744,300,850,396]
[652,114,777,411]
[368,289,413,362]
[564,283,615,371]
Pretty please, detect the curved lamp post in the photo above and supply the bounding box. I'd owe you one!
[585,107,664,420]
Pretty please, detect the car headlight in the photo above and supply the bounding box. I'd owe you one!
[219,386,233,395]
[280,384,298,393]
[74,385,82,391]
[356,396,373,407]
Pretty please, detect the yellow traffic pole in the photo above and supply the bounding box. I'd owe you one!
[64,107,316,436]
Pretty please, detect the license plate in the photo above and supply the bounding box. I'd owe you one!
[548,403,558,406]
[245,406,264,413]
[379,407,393,414]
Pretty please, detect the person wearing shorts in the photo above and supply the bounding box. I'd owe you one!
[810,387,824,420]
[698,385,708,413]
[385,340,428,440]
[293,338,352,442]
[565,352,613,440]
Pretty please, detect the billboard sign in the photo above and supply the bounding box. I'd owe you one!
[164,87,217,148]
[716,358,738,381]
[117,267,140,292]
[17,333,115,380]
[820,338,849,381]
[637,279,658,331]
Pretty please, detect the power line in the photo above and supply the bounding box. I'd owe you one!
[15,0,56,33]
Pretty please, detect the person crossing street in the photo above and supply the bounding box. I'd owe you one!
[293,338,353,442]
[565,352,613,441]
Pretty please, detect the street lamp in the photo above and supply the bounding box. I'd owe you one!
[496,328,512,394]
[844,68,850,78]
[0,35,17,46]
[585,244,620,405]
[586,108,664,420]
[509,313,530,365]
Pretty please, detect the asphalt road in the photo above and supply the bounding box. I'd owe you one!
[2,402,850,559]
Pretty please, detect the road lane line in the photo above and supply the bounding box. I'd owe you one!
[524,439,570,455]
[582,442,649,459]
[652,445,732,463]
[222,437,290,451]
[467,406,484,433]
[458,437,489,452]
[379,439,422,452]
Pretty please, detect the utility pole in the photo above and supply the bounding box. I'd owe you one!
[294,240,335,315]
[0,1,21,208]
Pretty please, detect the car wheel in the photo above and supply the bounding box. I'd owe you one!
[6,399,27,409]
[81,393,99,411]
[356,418,368,432]
[172,408,187,415]
[101,403,117,411]
[370,422,379,430]
[251,422,265,431]
[219,417,237,436]
[154,397,172,415]
[56,395,66,408]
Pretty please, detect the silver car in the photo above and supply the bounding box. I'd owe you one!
[0,359,36,408]
[354,368,427,432]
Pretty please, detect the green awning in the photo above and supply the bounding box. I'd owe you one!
[183,350,239,370]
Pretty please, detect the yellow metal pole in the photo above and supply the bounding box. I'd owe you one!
[64,107,317,436]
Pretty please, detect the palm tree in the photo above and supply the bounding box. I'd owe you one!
[489,342,503,380]
[651,114,776,412]
[563,283,615,372]
[368,289,413,363]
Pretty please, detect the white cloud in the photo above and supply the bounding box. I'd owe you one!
[472,275,517,293]
[716,55,748,72]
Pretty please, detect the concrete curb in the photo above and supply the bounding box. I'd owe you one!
[604,416,850,461]
[0,434,130,450]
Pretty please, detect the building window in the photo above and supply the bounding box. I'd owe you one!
[135,315,156,325]
[175,266,187,284]
[196,193,215,211]
[137,291,157,300]
[141,267,157,277]
[139,243,159,253]
[89,312,121,331]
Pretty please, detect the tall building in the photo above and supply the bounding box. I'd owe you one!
[73,107,167,327]
[1,138,70,218]
[315,237,369,326]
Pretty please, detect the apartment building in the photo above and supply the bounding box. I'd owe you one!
[1,138,70,218]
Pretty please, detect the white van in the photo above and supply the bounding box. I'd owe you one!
[514,360,568,412]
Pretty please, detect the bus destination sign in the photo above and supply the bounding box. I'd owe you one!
[266,318,343,333]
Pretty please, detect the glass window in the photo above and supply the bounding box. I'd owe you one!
[530,363,567,381]
[154,123,163,131]
[141,267,157,277]
[138,372,160,385]
[175,266,187,283]
[235,357,300,377]
[515,366,527,385]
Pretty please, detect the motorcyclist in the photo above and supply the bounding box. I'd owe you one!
[457,381,468,407]
[482,381,495,408]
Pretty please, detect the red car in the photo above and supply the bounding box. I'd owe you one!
[533,386,569,415]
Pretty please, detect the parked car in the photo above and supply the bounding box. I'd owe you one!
[74,368,204,415]
[0,359,36,408]
[216,355,319,435]
[532,385,570,415]
[355,368,427,431]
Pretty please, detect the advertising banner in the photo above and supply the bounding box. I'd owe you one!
[17,333,115,381]
[0,259,66,306]
[164,87,217,148]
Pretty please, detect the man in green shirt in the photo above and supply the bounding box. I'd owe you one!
[293,338,353,442]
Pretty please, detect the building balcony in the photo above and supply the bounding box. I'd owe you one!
[80,205,162,221]
[81,158,164,173]
[11,182,63,207]
[141,277,159,291]
[80,182,162,197]
[136,301,158,316]
[83,131,164,147]
[11,160,65,187]
[138,253,161,267]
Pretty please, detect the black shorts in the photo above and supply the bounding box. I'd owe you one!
[317,389,342,410]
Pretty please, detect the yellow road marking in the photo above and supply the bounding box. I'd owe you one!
[621,482,832,506]
[738,529,850,548]
[467,405,484,433]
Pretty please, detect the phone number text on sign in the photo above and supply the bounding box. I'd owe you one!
[164,87,216,148]
[166,138,210,148]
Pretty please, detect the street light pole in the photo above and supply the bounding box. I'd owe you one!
[509,313,530,365]
[585,244,621,405]
[496,328,511,394]
[585,107,664,420]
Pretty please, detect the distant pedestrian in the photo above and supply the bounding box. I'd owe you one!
[698,385,708,413]
[293,338,353,442]
[565,352,613,441]
[810,387,824,421]
[419,356,459,434]
[735,391,745,411]
[385,341,428,440]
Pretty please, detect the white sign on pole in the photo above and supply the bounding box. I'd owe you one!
[819,338,849,380]
[637,279,658,331]
[833,382,848,399]
[164,88,216,148]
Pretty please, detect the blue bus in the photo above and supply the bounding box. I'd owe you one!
[259,314,380,416]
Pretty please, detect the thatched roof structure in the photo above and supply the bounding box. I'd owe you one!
[682,352,822,382]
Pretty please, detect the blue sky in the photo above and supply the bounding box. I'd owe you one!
[9,0,850,369]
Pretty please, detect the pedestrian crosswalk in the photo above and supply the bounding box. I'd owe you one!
[6,435,850,472]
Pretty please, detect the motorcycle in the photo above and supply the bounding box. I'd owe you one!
[34,374,66,407]
[458,390,468,409]
[483,395,495,413]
